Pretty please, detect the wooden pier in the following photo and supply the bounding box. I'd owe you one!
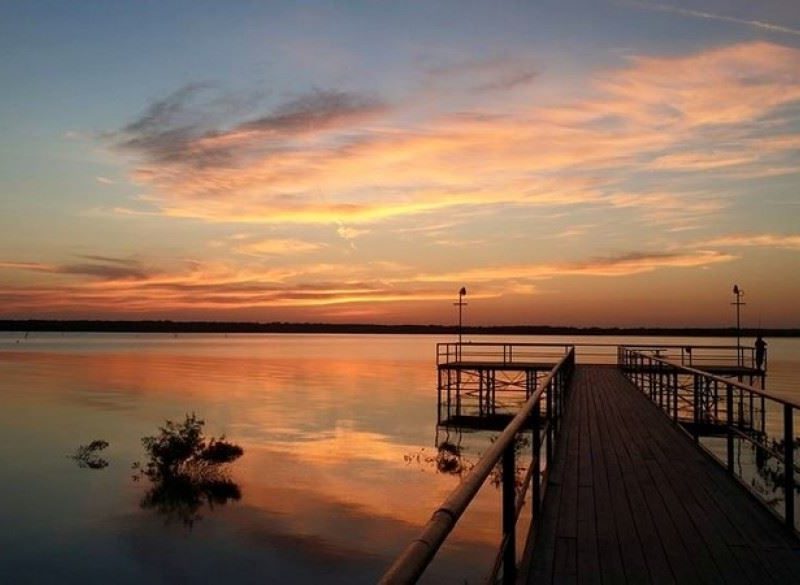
[522,365,800,584]
[382,343,798,584]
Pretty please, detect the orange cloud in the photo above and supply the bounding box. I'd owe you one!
[110,42,800,227]
[0,247,736,316]
[414,250,735,283]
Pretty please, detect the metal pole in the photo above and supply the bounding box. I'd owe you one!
[736,300,740,362]
[693,374,700,442]
[458,293,466,346]
[732,285,745,367]
[673,371,679,422]
[454,287,467,362]
[532,400,541,515]
[502,444,516,584]
[437,368,442,424]
[727,384,734,472]
[546,378,553,465]
[784,404,795,531]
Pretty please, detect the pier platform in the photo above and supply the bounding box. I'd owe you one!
[522,365,800,584]
[382,343,796,585]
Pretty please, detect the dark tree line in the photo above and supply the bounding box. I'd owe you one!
[3,319,797,337]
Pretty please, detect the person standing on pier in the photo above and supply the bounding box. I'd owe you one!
[755,335,767,371]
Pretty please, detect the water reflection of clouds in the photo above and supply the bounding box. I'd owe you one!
[71,387,141,412]
[234,444,501,548]
[260,422,416,466]
[1,337,502,582]
[113,444,497,583]
[119,497,492,583]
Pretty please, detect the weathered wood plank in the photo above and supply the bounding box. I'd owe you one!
[585,381,627,584]
[589,373,651,584]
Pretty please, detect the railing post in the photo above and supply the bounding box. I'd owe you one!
[546,377,553,464]
[532,399,541,515]
[672,370,679,422]
[556,371,563,426]
[727,384,734,472]
[502,443,516,584]
[655,359,660,403]
[437,368,442,424]
[638,354,643,388]
[784,404,795,531]
[446,368,452,419]
[693,374,700,441]
[671,366,676,417]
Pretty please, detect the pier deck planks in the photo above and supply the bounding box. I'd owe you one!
[523,365,800,584]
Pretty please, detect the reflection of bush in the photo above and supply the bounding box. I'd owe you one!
[405,433,531,489]
[436,441,466,475]
[139,473,242,528]
[134,414,243,527]
[752,437,800,499]
[71,440,109,469]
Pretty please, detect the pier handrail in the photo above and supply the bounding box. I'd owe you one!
[619,347,797,409]
[619,347,798,532]
[437,341,759,370]
[622,343,760,371]
[437,342,573,366]
[381,347,575,584]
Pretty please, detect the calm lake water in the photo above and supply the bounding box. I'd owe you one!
[1,333,797,583]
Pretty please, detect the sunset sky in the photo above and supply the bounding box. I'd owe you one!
[1,1,798,327]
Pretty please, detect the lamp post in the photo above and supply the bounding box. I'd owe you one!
[732,285,745,366]
[454,287,467,360]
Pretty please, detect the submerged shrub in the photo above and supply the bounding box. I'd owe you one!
[135,414,244,527]
[140,413,243,480]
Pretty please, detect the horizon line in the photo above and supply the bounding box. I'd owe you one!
[0,319,797,336]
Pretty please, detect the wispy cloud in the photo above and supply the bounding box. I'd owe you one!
[114,85,386,168]
[336,226,369,240]
[423,55,539,93]
[234,237,325,257]
[625,1,800,37]
[695,233,800,250]
[0,247,734,315]
[0,256,151,280]
[604,191,728,228]
[414,249,735,283]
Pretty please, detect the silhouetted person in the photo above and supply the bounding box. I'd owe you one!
[755,336,767,371]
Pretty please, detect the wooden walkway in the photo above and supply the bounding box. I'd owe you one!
[522,365,800,584]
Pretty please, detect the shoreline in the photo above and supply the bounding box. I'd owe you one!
[1,320,798,337]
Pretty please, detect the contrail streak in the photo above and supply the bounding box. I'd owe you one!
[624,1,800,37]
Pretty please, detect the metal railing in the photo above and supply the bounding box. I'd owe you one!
[437,342,574,366]
[439,341,762,370]
[380,348,576,584]
[619,347,798,532]
[622,343,763,371]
